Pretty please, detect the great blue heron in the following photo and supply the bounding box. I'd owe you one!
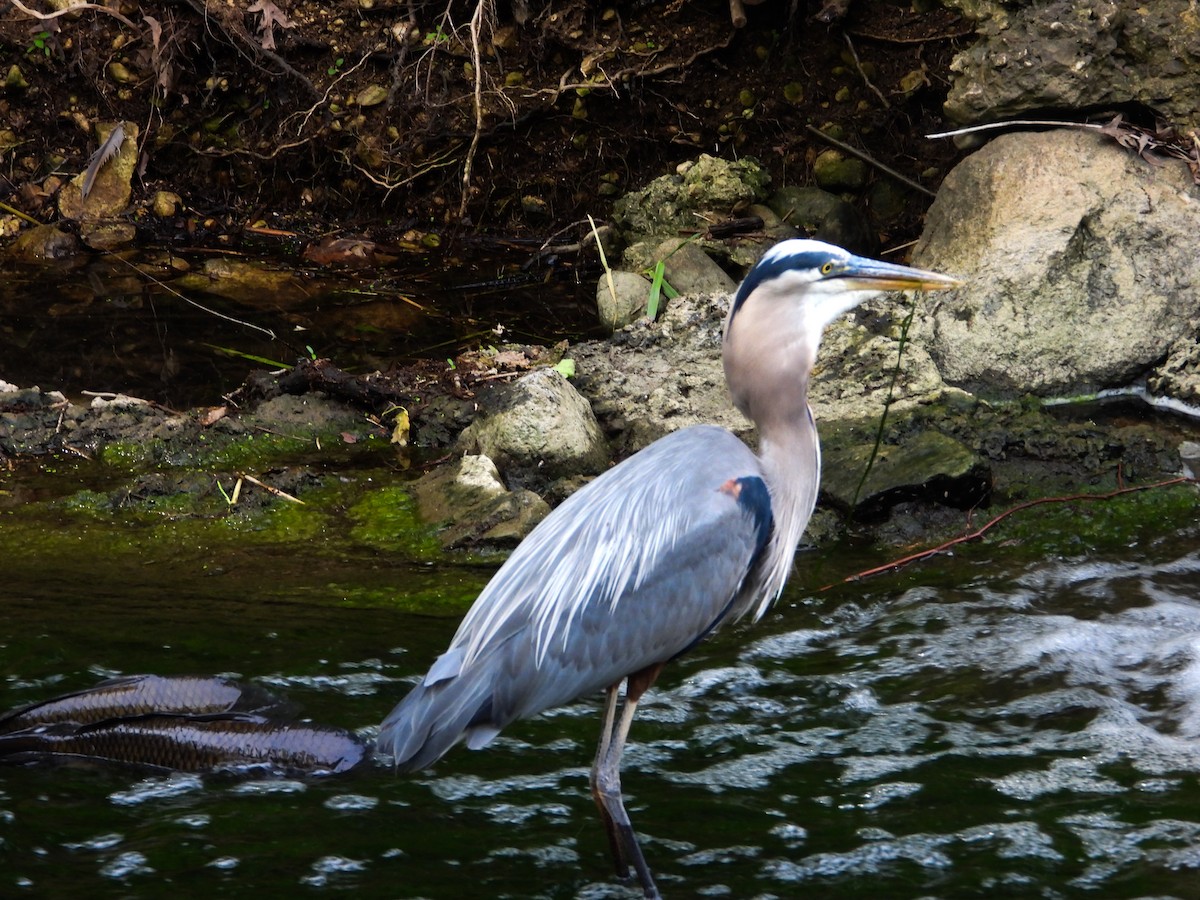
[377,239,962,897]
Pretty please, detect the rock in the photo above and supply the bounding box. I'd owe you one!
[767,185,875,256]
[520,195,550,218]
[5,64,28,90]
[356,84,388,107]
[1180,441,1200,480]
[80,220,136,251]
[151,191,183,217]
[944,0,1200,128]
[613,155,781,273]
[1149,339,1200,404]
[7,224,79,261]
[812,149,869,192]
[744,203,801,253]
[58,121,138,221]
[911,129,1200,397]
[572,292,745,457]
[597,270,653,332]
[819,428,991,515]
[650,237,737,295]
[410,454,550,549]
[457,367,610,488]
[866,180,916,234]
[107,62,136,84]
[612,153,769,237]
[173,257,315,308]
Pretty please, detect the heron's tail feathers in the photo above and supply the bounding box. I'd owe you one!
[376,669,499,773]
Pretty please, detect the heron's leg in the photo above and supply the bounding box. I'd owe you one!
[591,663,664,900]
[590,683,628,877]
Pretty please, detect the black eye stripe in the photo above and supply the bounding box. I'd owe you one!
[730,250,842,319]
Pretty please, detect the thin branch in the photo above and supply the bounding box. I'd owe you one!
[342,144,463,196]
[850,298,916,509]
[805,125,934,197]
[843,33,889,109]
[0,199,42,226]
[285,51,372,136]
[459,0,489,219]
[7,0,139,31]
[111,256,277,340]
[926,119,1106,140]
[238,472,304,504]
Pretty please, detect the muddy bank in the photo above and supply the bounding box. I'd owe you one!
[0,0,967,247]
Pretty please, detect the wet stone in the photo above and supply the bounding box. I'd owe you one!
[819,429,991,517]
[410,453,550,550]
[650,237,737,296]
[6,224,79,261]
[767,186,874,256]
[596,270,652,332]
[457,368,609,491]
[812,149,869,192]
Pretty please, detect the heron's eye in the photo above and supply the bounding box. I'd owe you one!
[820,262,835,275]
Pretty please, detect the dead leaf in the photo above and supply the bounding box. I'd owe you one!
[492,349,532,369]
[302,236,381,267]
[246,0,295,51]
[390,408,410,447]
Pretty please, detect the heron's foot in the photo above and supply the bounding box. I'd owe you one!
[614,821,658,898]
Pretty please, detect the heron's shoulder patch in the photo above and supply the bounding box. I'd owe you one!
[719,475,772,551]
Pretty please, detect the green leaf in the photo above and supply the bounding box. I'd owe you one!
[553,358,576,379]
[203,343,289,369]
[646,260,665,320]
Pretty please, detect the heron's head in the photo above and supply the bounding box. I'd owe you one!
[728,238,962,339]
[723,239,962,424]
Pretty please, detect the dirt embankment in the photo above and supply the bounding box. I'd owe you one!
[1,0,970,245]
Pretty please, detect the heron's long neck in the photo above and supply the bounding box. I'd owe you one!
[748,396,821,619]
[723,307,824,620]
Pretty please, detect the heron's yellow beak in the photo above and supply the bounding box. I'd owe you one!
[836,256,963,292]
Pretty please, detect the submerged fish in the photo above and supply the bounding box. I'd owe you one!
[0,714,367,776]
[0,675,363,776]
[0,674,280,733]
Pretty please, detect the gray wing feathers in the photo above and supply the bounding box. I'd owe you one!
[377,657,501,771]
[377,426,766,770]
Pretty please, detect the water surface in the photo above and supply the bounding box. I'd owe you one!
[6,524,1200,898]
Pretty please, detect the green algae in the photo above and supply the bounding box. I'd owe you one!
[0,450,460,617]
[347,485,442,560]
[321,574,489,615]
[97,427,389,472]
[987,482,1200,557]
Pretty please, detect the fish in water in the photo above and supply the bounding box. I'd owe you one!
[0,674,278,732]
[0,714,367,776]
[0,675,364,776]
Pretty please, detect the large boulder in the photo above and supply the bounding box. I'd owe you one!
[911,129,1200,397]
[944,0,1200,129]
